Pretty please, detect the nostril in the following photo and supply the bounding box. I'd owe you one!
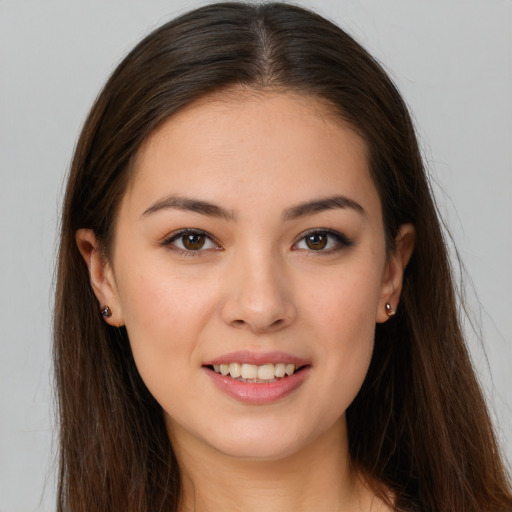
[229,317,286,332]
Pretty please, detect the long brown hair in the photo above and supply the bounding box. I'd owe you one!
[54,3,512,511]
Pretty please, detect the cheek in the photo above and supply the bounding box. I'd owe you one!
[299,260,383,405]
[302,258,383,338]
[115,266,217,399]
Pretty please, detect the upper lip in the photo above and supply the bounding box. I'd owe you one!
[203,350,310,367]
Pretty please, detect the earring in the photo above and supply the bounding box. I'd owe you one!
[101,305,112,318]
[385,303,395,317]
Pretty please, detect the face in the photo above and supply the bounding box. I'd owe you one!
[79,91,411,462]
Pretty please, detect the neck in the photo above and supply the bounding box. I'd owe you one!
[170,418,387,512]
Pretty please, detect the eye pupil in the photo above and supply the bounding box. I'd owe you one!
[306,233,327,250]
[183,233,205,250]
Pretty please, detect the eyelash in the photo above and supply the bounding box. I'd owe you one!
[162,228,354,255]
[292,228,354,254]
[162,229,221,256]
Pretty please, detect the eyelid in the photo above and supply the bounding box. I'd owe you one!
[160,227,352,254]
[292,228,354,252]
[161,228,221,253]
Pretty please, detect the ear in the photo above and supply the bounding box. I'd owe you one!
[376,223,415,323]
[75,229,124,326]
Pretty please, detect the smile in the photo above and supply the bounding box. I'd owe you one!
[203,353,311,404]
[210,362,298,382]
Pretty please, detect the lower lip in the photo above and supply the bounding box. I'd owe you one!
[204,367,311,405]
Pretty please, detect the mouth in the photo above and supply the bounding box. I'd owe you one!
[204,362,309,383]
[203,353,311,404]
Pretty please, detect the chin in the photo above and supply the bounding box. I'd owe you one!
[165,398,349,464]
[210,433,305,461]
[197,414,332,462]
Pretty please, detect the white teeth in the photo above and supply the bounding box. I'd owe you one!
[275,363,286,378]
[241,364,258,379]
[229,362,242,378]
[211,361,301,380]
[285,364,295,376]
[257,364,275,380]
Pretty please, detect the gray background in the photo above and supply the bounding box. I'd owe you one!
[1,0,511,510]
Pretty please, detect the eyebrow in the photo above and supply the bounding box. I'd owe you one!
[141,195,236,220]
[283,195,366,220]
[141,194,365,221]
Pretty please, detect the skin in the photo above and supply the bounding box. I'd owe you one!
[77,91,414,511]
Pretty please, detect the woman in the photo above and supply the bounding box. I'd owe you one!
[54,2,512,511]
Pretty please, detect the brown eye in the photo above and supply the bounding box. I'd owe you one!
[165,229,218,252]
[295,229,354,253]
[305,233,328,250]
[182,233,206,250]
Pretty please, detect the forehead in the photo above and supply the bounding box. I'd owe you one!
[122,90,379,219]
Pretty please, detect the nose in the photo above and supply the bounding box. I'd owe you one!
[220,249,297,334]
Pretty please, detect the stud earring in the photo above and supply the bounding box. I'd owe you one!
[101,305,112,318]
[385,303,395,317]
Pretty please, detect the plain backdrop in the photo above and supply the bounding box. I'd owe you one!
[1,0,511,510]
